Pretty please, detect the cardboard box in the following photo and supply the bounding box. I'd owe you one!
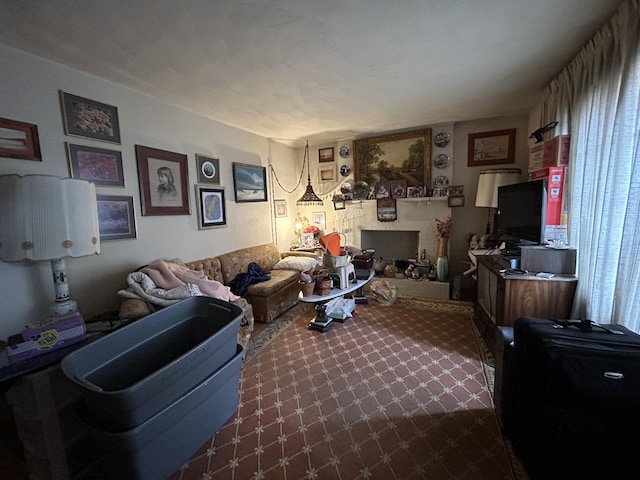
[528,143,545,172]
[6,311,86,364]
[528,166,568,242]
[543,135,571,167]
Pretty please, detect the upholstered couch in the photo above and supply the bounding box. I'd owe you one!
[184,242,318,323]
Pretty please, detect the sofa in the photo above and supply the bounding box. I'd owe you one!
[184,242,318,323]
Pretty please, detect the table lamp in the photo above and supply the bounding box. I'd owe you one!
[0,174,101,317]
[475,168,521,238]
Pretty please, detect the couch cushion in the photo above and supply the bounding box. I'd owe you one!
[246,269,299,298]
[272,256,321,272]
[218,243,281,285]
[184,257,224,284]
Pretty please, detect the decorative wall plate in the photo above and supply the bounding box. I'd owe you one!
[434,175,449,187]
[339,144,350,158]
[434,131,450,147]
[434,154,450,169]
[340,164,352,176]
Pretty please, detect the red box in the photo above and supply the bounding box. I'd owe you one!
[543,135,571,168]
[529,166,568,242]
[6,311,86,364]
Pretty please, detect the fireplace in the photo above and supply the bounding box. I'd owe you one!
[360,230,419,261]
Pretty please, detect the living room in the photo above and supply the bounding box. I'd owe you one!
[1,1,639,478]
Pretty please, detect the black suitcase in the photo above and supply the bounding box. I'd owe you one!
[506,317,640,480]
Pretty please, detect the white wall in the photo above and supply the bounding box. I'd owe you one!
[0,43,298,339]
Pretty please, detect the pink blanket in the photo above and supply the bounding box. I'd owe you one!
[141,260,239,302]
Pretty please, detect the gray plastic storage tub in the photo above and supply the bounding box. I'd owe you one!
[84,345,243,480]
[61,297,242,431]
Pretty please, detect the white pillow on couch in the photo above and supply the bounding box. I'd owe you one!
[272,256,320,272]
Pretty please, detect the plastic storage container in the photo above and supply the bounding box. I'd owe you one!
[61,297,242,431]
[84,345,243,480]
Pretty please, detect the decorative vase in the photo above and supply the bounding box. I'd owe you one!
[436,238,449,282]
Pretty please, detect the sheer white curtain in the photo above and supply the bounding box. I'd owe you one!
[539,0,640,331]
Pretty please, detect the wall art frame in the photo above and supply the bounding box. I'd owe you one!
[0,117,41,161]
[195,154,220,184]
[312,211,326,229]
[195,185,227,229]
[60,91,121,144]
[232,162,267,203]
[274,199,288,218]
[377,197,397,222]
[354,128,432,188]
[448,195,465,207]
[66,143,124,186]
[135,145,190,215]
[319,164,336,182]
[319,147,334,163]
[96,195,137,241]
[467,128,516,167]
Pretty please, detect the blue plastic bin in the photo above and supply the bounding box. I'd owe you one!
[61,297,241,431]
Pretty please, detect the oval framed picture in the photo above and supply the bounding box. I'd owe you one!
[196,154,220,184]
[448,195,465,207]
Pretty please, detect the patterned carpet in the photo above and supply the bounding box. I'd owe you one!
[168,296,520,480]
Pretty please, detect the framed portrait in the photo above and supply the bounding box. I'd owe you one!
[312,211,326,229]
[447,185,464,196]
[467,128,516,167]
[66,143,124,187]
[374,180,391,198]
[96,195,136,241]
[319,164,336,183]
[448,195,465,207]
[274,199,288,218]
[196,154,220,184]
[135,145,190,216]
[354,128,432,188]
[0,117,41,161]
[377,197,397,222]
[60,91,121,144]
[195,185,227,229]
[391,179,407,198]
[318,147,334,163]
[232,162,267,203]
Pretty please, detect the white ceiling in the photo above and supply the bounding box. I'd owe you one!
[0,0,623,146]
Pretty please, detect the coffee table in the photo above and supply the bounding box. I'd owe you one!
[299,269,374,331]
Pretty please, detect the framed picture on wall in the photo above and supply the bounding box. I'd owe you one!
[0,117,41,161]
[319,147,334,163]
[354,128,432,188]
[66,143,124,187]
[195,185,227,229]
[232,162,267,202]
[96,195,137,241]
[377,197,397,222]
[274,199,288,218]
[467,129,516,166]
[195,154,220,184]
[60,91,121,144]
[135,145,190,215]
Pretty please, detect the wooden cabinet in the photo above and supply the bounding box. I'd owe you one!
[474,255,577,354]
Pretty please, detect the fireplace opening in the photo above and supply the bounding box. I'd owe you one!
[360,230,419,261]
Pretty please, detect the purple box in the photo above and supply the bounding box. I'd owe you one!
[6,311,86,364]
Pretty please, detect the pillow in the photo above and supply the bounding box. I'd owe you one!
[272,256,320,272]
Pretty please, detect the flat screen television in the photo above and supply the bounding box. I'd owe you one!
[496,179,547,251]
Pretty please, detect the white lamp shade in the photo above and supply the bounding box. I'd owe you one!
[475,168,522,208]
[0,175,100,261]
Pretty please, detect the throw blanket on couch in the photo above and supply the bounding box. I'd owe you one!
[118,259,239,307]
[229,262,271,297]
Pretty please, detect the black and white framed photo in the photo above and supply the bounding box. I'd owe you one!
[96,195,137,241]
[195,185,227,229]
[232,162,267,202]
[196,154,220,184]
